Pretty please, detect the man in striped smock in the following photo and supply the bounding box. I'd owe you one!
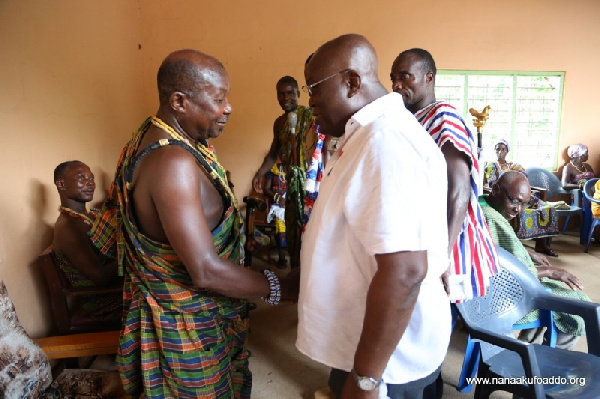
[391,48,498,301]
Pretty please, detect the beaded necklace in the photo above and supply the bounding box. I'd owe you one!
[59,206,93,226]
[570,160,586,173]
[149,116,236,206]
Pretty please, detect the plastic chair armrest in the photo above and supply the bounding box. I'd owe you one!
[467,326,543,382]
[532,294,600,355]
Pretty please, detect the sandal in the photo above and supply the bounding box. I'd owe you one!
[543,248,558,257]
[276,258,288,269]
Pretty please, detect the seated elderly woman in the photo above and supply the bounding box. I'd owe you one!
[561,143,595,190]
[484,138,560,257]
[479,171,591,350]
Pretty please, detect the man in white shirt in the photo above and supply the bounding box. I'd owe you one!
[296,34,451,399]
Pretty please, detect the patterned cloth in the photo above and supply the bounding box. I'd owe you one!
[570,171,595,187]
[89,117,251,398]
[512,206,559,240]
[414,101,498,299]
[278,106,316,266]
[53,250,123,323]
[266,162,287,247]
[483,161,527,187]
[0,280,52,398]
[567,143,588,158]
[303,132,325,229]
[480,196,590,335]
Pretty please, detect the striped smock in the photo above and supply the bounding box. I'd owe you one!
[415,101,499,299]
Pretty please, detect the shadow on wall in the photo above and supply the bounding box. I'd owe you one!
[27,179,54,335]
[92,168,112,209]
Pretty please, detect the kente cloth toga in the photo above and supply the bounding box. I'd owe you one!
[53,250,122,323]
[480,196,590,335]
[89,117,251,398]
[414,101,498,299]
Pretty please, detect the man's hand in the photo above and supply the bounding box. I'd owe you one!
[537,266,584,291]
[252,172,265,193]
[340,376,379,399]
[528,249,551,267]
[441,267,451,296]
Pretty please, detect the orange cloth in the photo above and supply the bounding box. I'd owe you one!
[592,180,600,218]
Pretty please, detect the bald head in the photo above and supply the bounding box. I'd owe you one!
[308,34,380,85]
[157,49,227,106]
[489,171,531,220]
[304,34,387,137]
[496,170,529,192]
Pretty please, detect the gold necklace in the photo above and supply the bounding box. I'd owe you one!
[59,206,93,226]
[149,116,237,207]
[570,161,586,173]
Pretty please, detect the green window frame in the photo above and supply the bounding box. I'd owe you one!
[435,71,564,169]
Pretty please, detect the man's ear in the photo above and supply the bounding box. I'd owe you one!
[425,71,434,86]
[169,91,187,112]
[347,70,361,98]
[55,179,65,191]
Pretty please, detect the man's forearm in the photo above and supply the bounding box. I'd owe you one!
[351,252,426,380]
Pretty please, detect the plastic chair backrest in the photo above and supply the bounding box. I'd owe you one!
[525,167,567,200]
[583,178,600,203]
[457,247,548,362]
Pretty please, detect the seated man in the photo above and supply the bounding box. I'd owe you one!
[480,171,590,349]
[52,160,122,324]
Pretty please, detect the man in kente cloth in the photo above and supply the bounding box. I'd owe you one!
[252,76,317,269]
[90,49,297,398]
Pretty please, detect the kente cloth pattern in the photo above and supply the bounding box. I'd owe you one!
[415,101,498,299]
[277,105,314,172]
[53,250,123,323]
[303,132,325,230]
[89,117,251,398]
[483,161,527,187]
[480,197,590,335]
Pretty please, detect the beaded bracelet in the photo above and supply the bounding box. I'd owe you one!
[262,269,282,306]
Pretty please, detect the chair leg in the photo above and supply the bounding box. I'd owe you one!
[457,338,480,392]
[561,215,571,234]
[585,219,600,253]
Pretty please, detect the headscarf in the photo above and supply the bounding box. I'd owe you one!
[567,143,588,159]
[495,138,510,153]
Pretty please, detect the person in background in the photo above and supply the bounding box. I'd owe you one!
[485,138,560,257]
[264,160,288,268]
[481,171,591,350]
[252,76,317,269]
[298,33,450,399]
[562,143,595,190]
[391,48,498,301]
[52,160,122,324]
[89,49,297,398]
[483,138,526,188]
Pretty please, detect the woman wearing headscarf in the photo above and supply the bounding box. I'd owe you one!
[485,138,560,257]
[483,138,527,187]
[561,143,595,190]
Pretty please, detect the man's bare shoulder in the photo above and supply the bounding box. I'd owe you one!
[274,113,287,132]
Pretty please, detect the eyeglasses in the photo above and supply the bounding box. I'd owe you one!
[302,69,351,96]
[501,186,529,208]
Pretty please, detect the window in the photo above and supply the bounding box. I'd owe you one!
[435,71,564,169]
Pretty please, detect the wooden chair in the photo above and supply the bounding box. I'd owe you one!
[243,193,277,266]
[35,246,122,336]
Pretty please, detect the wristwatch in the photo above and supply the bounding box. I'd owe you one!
[351,369,382,391]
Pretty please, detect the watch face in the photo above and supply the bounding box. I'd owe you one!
[357,377,377,391]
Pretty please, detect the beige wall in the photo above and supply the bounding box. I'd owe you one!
[1,0,599,337]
